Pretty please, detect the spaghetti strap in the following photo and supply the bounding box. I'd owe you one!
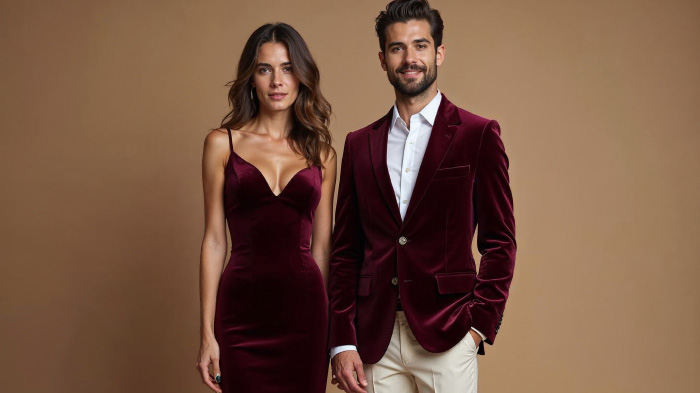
[226,128,233,152]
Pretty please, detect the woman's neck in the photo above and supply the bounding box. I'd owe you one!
[252,107,294,139]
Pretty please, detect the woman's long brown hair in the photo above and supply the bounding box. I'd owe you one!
[220,23,332,167]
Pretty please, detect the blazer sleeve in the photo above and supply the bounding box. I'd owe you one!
[328,133,365,349]
[469,120,517,345]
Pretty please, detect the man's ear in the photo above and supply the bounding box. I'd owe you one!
[436,45,445,67]
[379,51,387,71]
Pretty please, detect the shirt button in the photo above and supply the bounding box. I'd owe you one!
[391,277,398,286]
[404,168,410,173]
[402,199,408,204]
[398,236,407,245]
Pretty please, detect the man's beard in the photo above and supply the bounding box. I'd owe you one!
[388,62,438,97]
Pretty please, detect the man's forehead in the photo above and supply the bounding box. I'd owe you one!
[385,20,433,42]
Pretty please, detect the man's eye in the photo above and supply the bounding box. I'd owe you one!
[391,47,402,52]
[417,44,427,49]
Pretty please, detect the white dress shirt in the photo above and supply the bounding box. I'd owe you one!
[386,90,443,219]
[331,91,485,358]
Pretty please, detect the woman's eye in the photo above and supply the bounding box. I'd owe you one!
[283,67,293,72]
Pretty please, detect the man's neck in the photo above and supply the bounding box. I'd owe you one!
[394,84,439,128]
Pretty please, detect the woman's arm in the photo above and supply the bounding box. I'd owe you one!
[196,129,229,393]
[311,145,337,290]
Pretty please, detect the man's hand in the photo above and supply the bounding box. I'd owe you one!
[331,350,367,393]
[469,329,483,347]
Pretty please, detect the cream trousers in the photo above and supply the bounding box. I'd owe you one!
[363,312,479,393]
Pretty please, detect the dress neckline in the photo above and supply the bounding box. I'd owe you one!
[228,148,317,198]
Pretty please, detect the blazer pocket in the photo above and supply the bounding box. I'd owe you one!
[357,276,371,297]
[433,165,470,180]
[435,272,476,294]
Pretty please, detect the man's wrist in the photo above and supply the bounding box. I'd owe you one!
[471,327,486,342]
[330,345,357,358]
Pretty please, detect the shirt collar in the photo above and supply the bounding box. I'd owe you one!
[391,89,443,129]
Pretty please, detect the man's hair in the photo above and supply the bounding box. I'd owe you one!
[375,0,444,53]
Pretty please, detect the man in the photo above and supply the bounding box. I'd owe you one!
[329,0,516,392]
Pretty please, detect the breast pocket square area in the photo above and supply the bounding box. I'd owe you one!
[433,165,470,180]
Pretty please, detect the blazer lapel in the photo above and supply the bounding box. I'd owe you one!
[402,95,462,227]
[369,107,402,226]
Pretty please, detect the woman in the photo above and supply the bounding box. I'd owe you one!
[196,23,336,393]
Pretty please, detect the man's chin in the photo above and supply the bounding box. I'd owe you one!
[396,81,422,93]
[389,73,435,97]
[398,86,429,97]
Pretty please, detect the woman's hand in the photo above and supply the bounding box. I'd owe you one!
[196,337,222,393]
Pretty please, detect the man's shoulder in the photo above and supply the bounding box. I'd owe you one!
[344,110,392,141]
[450,103,494,131]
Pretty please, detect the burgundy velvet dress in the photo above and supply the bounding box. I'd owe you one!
[214,128,329,392]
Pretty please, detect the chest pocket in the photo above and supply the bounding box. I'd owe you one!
[433,164,470,180]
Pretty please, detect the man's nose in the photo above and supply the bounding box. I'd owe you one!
[404,47,418,64]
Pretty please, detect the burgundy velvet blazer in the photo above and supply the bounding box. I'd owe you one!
[328,95,516,363]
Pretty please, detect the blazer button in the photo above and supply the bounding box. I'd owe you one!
[391,277,398,286]
[398,236,407,245]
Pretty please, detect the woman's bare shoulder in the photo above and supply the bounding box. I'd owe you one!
[320,143,337,165]
[203,128,231,151]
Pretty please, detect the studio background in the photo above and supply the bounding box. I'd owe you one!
[1,0,698,392]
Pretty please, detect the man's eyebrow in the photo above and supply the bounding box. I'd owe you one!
[387,38,431,47]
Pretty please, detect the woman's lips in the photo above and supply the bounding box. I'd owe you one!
[268,93,287,101]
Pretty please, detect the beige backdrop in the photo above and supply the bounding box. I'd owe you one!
[1,0,699,392]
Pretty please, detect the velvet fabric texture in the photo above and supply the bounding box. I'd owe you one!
[214,129,329,393]
[329,95,516,363]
